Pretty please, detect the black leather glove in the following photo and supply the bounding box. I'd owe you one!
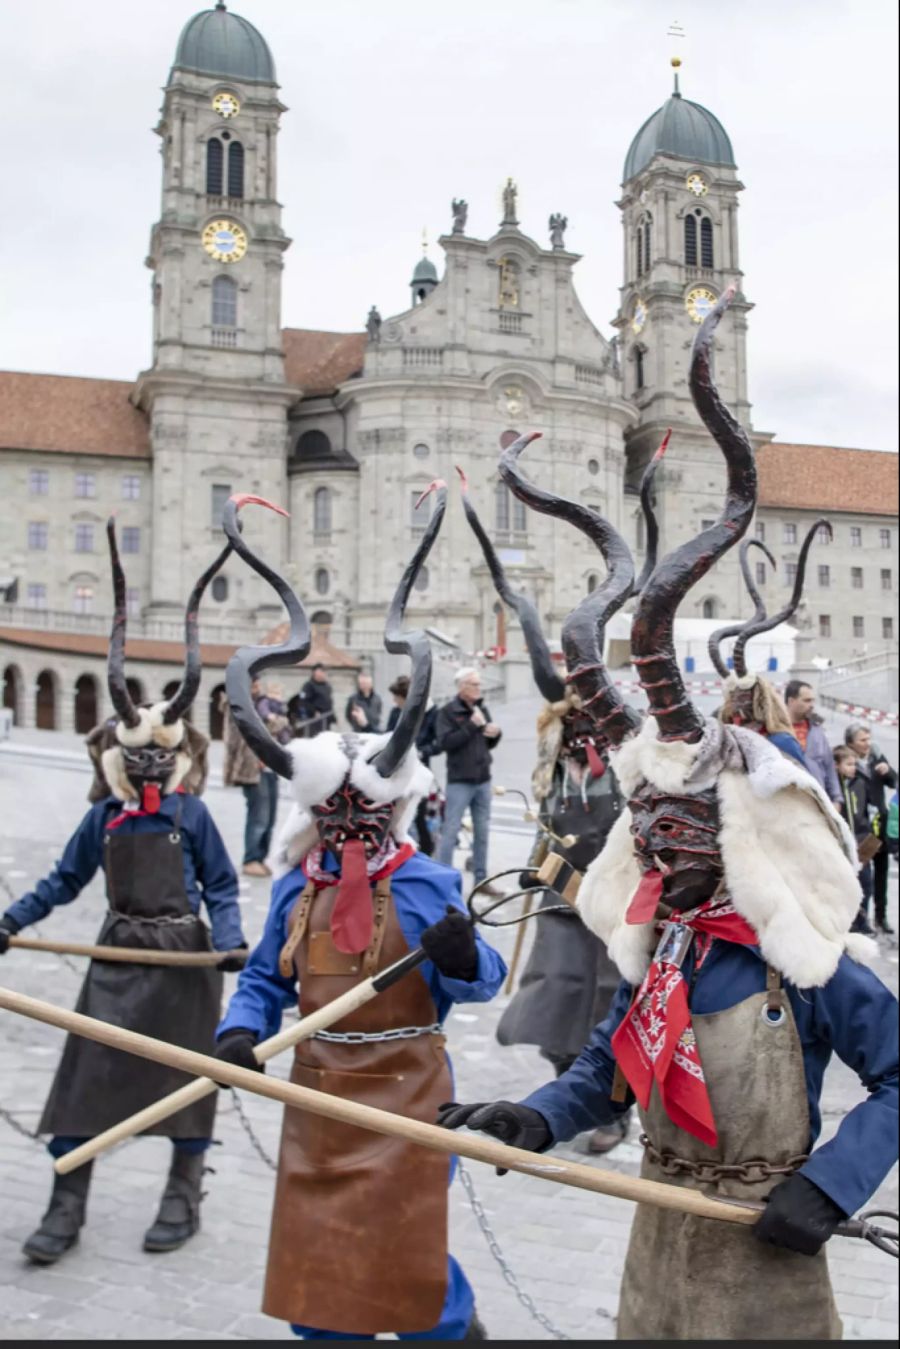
[420,906,478,982]
[518,870,541,891]
[213,1029,264,1087]
[0,917,19,956]
[437,1100,553,1174]
[753,1173,846,1257]
[216,945,249,973]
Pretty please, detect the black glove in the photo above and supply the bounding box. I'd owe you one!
[753,1173,846,1257]
[216,944,249,973]
[0,917,19,956]
[436,1100,552,1174]
[518,870,542,891]
[212,1029,264,1087]
[420,906,478,982]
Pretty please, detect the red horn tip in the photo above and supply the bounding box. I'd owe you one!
[230,492,290,519]
[454,465,470,492]
[654,429,672,460]
[415,480,446,509]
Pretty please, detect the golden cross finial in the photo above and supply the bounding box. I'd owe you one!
[667,20,685,91]
[421,228,428,255]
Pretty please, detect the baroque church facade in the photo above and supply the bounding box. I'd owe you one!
[1,3,896,736]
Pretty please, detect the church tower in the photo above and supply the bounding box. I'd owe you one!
[135,2,295,618]
[615,60,761,620]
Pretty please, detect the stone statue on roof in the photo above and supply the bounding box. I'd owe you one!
[451,199,468,235]
[501,178,518,227]
[549,213,568,250]
[365,306,382,344]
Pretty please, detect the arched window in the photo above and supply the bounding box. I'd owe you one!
[636,215,652,277]
[212,275,237,328]
[495,480,510,533]
[206,138,224,195]
[700,217,714,268]
[296,429,332,461]
[635,227,644,278]
[313,486,332,535]
[74,674,98,734]
[163,679,193,722]
[227,141,244,199]
[635,348,645,391]
[314,567,330,596]
[702,597,720,619]
[495,482,526,534]
[684,214,697,266]
[643,216,651,272]
[126,677,145,706]
[3,665,23,725]
[209,683,226,741]
[587,573,599,594]
[414,565,430,592]
[211,575,229,603]
[35,669,56,730]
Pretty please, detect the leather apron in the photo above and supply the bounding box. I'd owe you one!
[616,976,842,1341]
[262,877,453,1335]
[40,806,223,1138]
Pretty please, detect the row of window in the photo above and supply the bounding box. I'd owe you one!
[25,584,140,616]
[634,212,714,277]
[206,137,244,198]
[756,521,893,549]
[29,471,143,500]
[819,615,894,640]
[304,484,528,537]
[751,560,893,590]
[27,523,140,553]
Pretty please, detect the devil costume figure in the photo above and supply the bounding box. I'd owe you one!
[439,291,899,1341]
[712,524,828,770]
[456,457,664,1153]
[0,525,246,1265]
[213,491,506,1340]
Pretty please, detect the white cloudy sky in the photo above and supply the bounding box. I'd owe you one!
[2,0,897,452]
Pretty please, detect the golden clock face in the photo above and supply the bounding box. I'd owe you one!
[631,298,647,335]
[212,91,240,119]
[686,172,708,197]
[685,286,716,324]
[202,220,248,263]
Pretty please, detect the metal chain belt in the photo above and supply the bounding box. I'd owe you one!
[106,908,197,926]
[312,1023,443,1043]
[640,1133,808,1184]
[0,1104,42,1142]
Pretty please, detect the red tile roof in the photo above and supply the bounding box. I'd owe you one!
[260,622,361,669]
[0,627,236,666]
[282,329,366,395]
[0,372,150,459]
[757,443,899,517]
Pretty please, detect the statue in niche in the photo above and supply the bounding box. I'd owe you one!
[365,306,382,343]
[498,256,519,309]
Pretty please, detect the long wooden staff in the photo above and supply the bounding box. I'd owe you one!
[0,983,759,1229]
[7,936,243,968]
[503,893,534,995]
[52,946,427,1174]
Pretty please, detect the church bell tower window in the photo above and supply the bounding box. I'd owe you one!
[227,141,244,199]
[700,216,714,268]
[206,138,223,195]
[211,275,237,328]
[684,213,697,266]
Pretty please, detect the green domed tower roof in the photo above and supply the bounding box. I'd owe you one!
[412,256,438,283]
[624,69,735,183]
[173,2,276,84]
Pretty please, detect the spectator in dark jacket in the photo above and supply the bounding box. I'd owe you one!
[435,667,502,893]
[845,723,898,935]
[834,745,876,936]
[289,664,335,738]
[387,675,438,856]
[784,680,841,805]
[345,671,383,733]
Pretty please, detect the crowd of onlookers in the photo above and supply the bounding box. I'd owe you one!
[221,666,898,938]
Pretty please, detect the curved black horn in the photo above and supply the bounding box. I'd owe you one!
[499,432,641,747]
[635,428,670,593]
[161,541,234,725]
[631,285,757,742]
[372,480,448,779]
[106,518,141,729]
[456,464,565,703]
[224,494,309,780]
[708,538,777,678]
[733,518,831,674]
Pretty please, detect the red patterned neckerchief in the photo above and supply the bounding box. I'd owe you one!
[303,838,414,954]
[106,785,183,831]
[611,892,759,1147]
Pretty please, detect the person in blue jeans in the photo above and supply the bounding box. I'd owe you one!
[236,678,288,875]
[435,668,502,893]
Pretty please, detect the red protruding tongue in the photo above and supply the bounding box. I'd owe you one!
[142,784,162,814]
[584,741,606,779]
[625,869,664,924]
[330,838,375,954]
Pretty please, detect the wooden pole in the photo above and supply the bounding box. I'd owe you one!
[0,984,759,1230]
[8,936,243,968]
[52,947,426,1174]
[503,893,534,996]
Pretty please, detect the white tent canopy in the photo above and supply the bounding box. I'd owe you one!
[604,612,798,676]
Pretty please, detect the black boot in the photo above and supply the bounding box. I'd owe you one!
[22,1162,93,1265]
[142,1149,207,1253]
[465,1309,489,1339]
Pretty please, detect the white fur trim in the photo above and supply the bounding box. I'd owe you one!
[844,933,880,966]
[610,718,705,797]
[115,708,154,748]
[578,809,654,985]
[101,746,137,802]
[163,750,192,796]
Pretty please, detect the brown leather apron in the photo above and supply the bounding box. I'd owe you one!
[616,974,842,1340]
[262,876,453,1334]
[39,807,222,1139]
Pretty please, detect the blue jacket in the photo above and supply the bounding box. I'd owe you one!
[3,793,244,952]
[522,940,898,1220]
[218,851,507,1039]
[768,730,808,769]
